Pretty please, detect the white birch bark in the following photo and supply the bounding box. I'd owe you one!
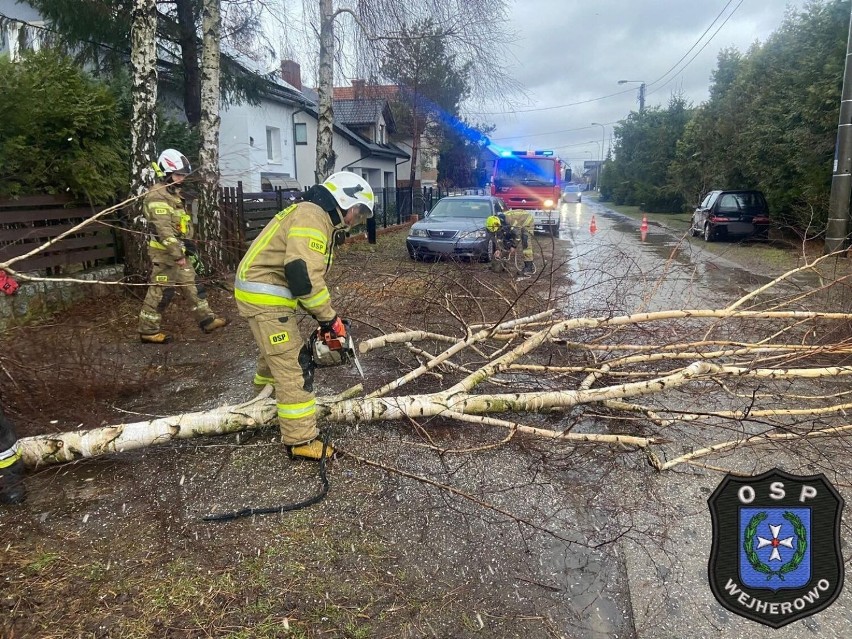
[129,0,158,199]
[315,0,336,182]
[197,0,223,265]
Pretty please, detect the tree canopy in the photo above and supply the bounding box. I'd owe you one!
[602,0,848,231]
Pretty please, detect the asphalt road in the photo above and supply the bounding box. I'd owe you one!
[554,198,852,638]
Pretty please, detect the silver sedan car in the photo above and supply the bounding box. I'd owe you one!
[406,196,506,262]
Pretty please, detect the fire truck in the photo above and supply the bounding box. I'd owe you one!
[490,150,568,236]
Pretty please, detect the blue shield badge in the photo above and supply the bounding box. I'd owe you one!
[708,468,843,628]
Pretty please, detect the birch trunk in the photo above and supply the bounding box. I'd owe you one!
[197,0,223,267]
[315,0,336,182]
[127,0,159,276]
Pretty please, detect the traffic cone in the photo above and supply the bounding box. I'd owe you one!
[640,215,648,232]
[589,215,597,234]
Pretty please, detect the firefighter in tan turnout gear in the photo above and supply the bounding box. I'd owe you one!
[485,210,536,276]
[137,149,229,343]
[234,172,374,460]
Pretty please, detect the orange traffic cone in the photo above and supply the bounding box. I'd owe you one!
[589,215,597,234]
[640,215,648,232]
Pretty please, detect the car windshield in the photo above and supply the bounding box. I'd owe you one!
[564,184,582,192]
[494,157,556,187]
[427,199,492,219]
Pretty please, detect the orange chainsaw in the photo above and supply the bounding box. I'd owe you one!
[309,319,364,377]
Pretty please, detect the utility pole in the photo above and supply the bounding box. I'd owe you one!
[618,79,646,114]
[825,5,852,255]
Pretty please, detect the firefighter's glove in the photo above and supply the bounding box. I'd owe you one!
[319,316,347,342]
[183,241,206,275]
[188,253,206,276]
[0,271,19,296]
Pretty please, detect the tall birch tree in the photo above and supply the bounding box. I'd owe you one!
[315,0,336,182]
[197,0,223,264]
[297,0,514,184]
[129,0,158,199]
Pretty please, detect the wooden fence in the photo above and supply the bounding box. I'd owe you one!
[0,195,117,274]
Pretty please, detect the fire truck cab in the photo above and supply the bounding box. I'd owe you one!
[490,150,568,236]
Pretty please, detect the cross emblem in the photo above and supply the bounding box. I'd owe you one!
[756,524,795,562]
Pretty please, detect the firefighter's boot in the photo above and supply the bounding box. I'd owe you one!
[0,456,25,505]
[200,317,230,334]
[288,437,335,461]
[521,261,536,276]
[140,332,172,344]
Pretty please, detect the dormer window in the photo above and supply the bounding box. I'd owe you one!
[379,124,385,144]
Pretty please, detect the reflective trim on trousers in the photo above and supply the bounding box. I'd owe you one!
[253,374,276,386]
[277,399,316,420]
[0,443,21,469]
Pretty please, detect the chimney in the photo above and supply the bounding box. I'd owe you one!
[280,60,302,90]
[352,79,365,100]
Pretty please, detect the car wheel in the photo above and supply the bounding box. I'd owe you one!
[480,238,495,263]
[703,223,715,242]
[690,222,700,237]
[407,243,420,261]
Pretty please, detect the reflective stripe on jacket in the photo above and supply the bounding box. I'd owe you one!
[143,182,192,261]
[235,202,337,321]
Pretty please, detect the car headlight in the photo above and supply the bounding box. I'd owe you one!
[410,228,428,237]
[543,199,555,208]
[473,229,487,239]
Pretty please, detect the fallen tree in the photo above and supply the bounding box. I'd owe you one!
[17,293,852,471]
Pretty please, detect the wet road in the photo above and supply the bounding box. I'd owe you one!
[541,198,852,639]
[554,198,773,315]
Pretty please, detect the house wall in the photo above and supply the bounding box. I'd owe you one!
[0,0,44,60]
[393,137,438,188]
[219,100,297,192]
[294,114,398,190]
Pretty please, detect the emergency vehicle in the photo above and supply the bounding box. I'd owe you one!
[489,150,569,236]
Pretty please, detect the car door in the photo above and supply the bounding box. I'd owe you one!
[694,192,718,231]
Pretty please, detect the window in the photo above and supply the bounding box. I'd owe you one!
[379,124,385,144]
[266,126,282,163]
[294,122,307,145]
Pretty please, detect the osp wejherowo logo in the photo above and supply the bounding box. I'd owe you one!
[707,468,844,628]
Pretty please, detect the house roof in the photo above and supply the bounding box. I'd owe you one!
[333,85,399,100]
[333,98,397,134]
[299,102,408,161]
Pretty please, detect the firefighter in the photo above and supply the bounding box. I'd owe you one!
[0,407,25,505]
[137,149,229,343]
[485,210,536,276]
[234,171,374,460]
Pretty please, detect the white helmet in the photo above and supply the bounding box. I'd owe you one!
[157,149,191,176]
[321,172,374,217]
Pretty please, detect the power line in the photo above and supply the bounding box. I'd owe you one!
[463,0,746,118]
[491,121,618,142]
[646,0,745,97]
[645,0,738,92]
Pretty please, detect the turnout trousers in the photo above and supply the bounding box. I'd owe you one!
[237,302,318,446]
[138,261,214,335]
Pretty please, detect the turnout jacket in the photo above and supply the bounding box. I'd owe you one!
[234,201,338,322]
[143,182,193,262]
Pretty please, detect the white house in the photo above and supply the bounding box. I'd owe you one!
[217,62,306,192]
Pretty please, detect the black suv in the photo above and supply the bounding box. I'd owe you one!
[690,190,770,241]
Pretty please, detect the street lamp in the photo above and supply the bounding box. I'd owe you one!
[591,122,606,188]
[617,79,646,113]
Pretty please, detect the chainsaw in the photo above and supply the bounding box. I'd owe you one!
[309,319,365,377]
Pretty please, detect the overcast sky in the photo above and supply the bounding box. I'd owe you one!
[464,0,809,170]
